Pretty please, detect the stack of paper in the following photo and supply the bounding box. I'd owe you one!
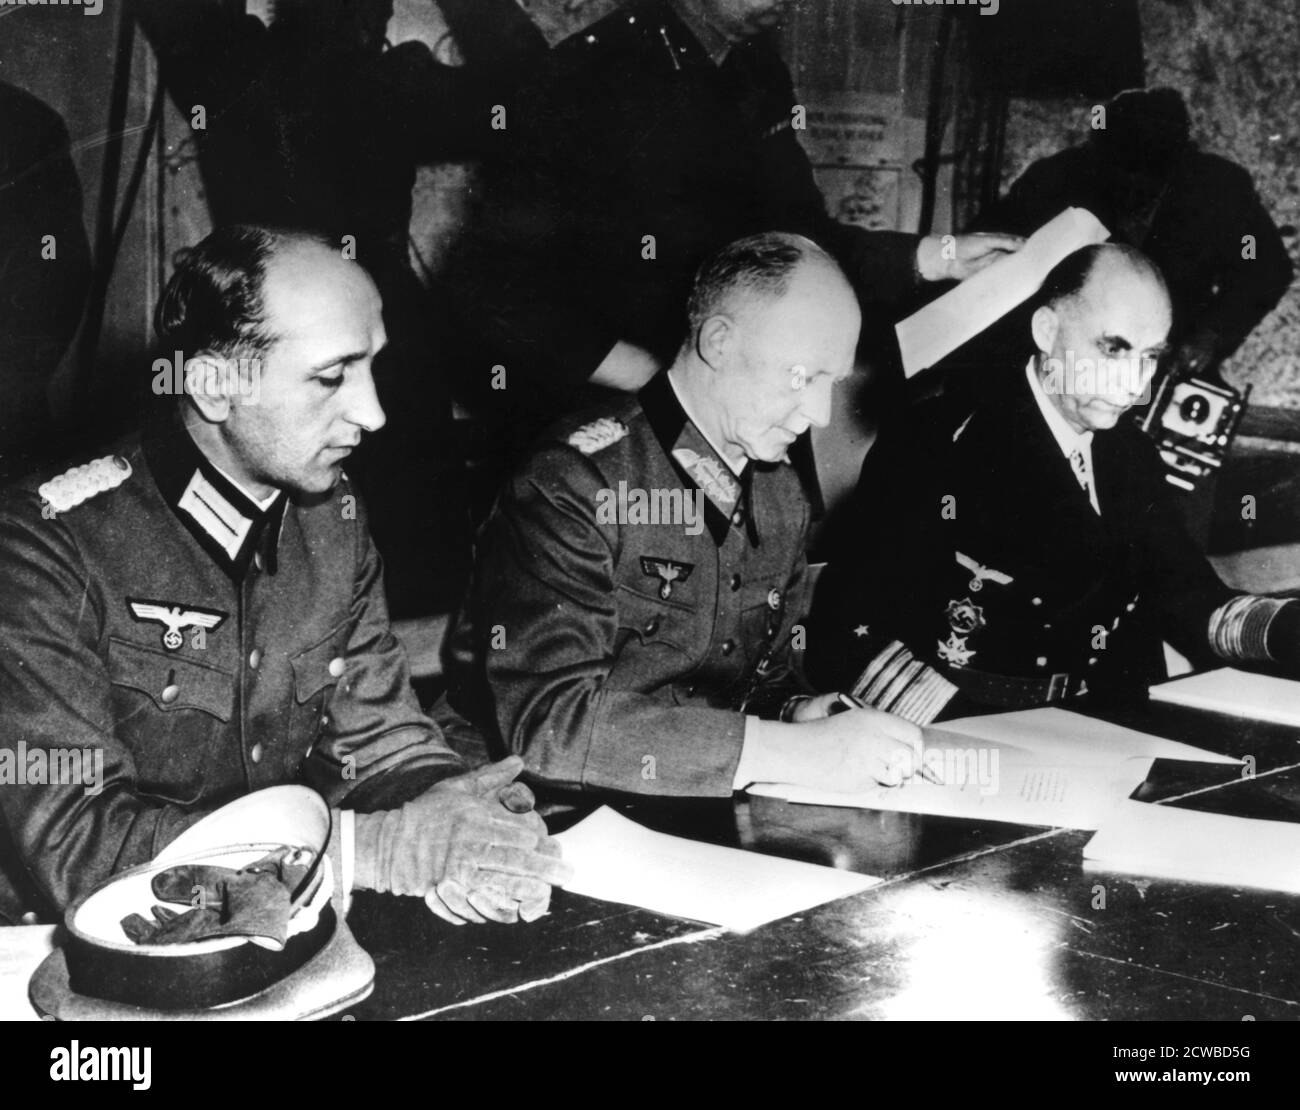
[748,707,1241,831]
[1085,800,1300,894]
[895,206,1110,378]
[554,807,879,932]
[1150,667,1300,728]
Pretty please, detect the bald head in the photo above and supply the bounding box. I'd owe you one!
[676,232,861,466]
[1031,244,1172,434]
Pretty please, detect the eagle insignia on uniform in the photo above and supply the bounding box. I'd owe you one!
[954,551,1013,593]
[128,598,228,651]
[945,598,986,635]
[567,418,628,455]
[640,556,694,600]
[937,632,975,668]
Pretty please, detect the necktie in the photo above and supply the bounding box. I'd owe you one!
[1069,446,1097,513]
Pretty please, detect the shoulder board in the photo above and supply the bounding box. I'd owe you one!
[567,417,629,456]
[38,455,132,514]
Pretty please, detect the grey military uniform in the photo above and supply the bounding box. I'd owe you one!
[0,416,464,922]
[438,371,812,797]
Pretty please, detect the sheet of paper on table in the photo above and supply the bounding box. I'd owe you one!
[750,740,1151,830]
[0,924,56,1021]
[934,707,1243,766]
[895,206,1110,378]
[1150,667,1300,729]
[554,807,880,933]
[748,708,1240,831]
[1085,799,1300,894]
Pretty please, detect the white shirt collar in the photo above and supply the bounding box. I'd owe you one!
[1025,358,1093,459]
[667,368,747,476]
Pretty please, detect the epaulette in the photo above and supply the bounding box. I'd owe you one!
[567,417,629,456]
[38,455,132,514]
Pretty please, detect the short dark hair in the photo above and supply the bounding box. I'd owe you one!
[154,224,332,361]
[1031,242,1167,314]
[684,231,843,344]
[1090,87,1191,175]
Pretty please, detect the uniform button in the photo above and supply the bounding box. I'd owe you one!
[766,588,782,610]
[730,574,742,591]
[253,551,264,572]
[160,683,179,704]
[1042,623,1052,631]
[250,742,264,765]
[20,911,39,926]
[320,715,329,728]
[1035,656,1048,668]
[685,685,697,697]
[248,648,262,670]
[328,656,345,678]
[1088,657,1099,666]
[731,510,744,526]
[1125,602,1136,612]
[644,618,660,635]
[721,639,736,656]
[1031,597,1043,607]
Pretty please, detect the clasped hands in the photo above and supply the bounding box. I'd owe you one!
[354,755,572,926]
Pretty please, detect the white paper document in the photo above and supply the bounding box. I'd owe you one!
[933,707,1243,766]
[1085,799,1300,894]
[1150,667,1300,729]
[750,738,1151,831]
[895,206,1110,377]
[554,807,879,932]
[0,925,56,1021]
[748,708,1240,831]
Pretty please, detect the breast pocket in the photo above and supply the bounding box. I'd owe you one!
[611,584,700,685]
[286,620,351,756]
[107,637,235,805]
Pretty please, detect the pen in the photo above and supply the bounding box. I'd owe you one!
[833,692,942,784]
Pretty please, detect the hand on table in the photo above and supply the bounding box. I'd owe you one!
[354,756,573,926]
[739,707,928,793]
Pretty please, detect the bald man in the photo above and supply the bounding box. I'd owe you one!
[438,232,926,798]
[808,243,1300,721]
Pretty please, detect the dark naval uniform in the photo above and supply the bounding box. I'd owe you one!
[806,362,1272,721]
[437,372,811,797]
[444,0,919,418]
[0,418,465,923]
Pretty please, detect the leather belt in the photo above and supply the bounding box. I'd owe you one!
[945,665,1085,709]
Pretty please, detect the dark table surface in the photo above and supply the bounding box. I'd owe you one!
[342,698,1300,1021]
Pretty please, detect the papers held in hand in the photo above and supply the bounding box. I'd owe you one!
[895,207,1110,378]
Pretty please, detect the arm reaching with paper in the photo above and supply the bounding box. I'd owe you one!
[915,232,1025,283]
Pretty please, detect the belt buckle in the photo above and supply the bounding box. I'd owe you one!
[1047,672,1071,701]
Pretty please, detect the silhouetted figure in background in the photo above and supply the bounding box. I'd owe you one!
[133,0,548,615]
[979,88,1293,386]
[0,81,92,482]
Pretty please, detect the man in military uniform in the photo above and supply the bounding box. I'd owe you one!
[0,226,569,927]
[807,243,1300,721]
[443,0,1021,445]
[438,233,925,798]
